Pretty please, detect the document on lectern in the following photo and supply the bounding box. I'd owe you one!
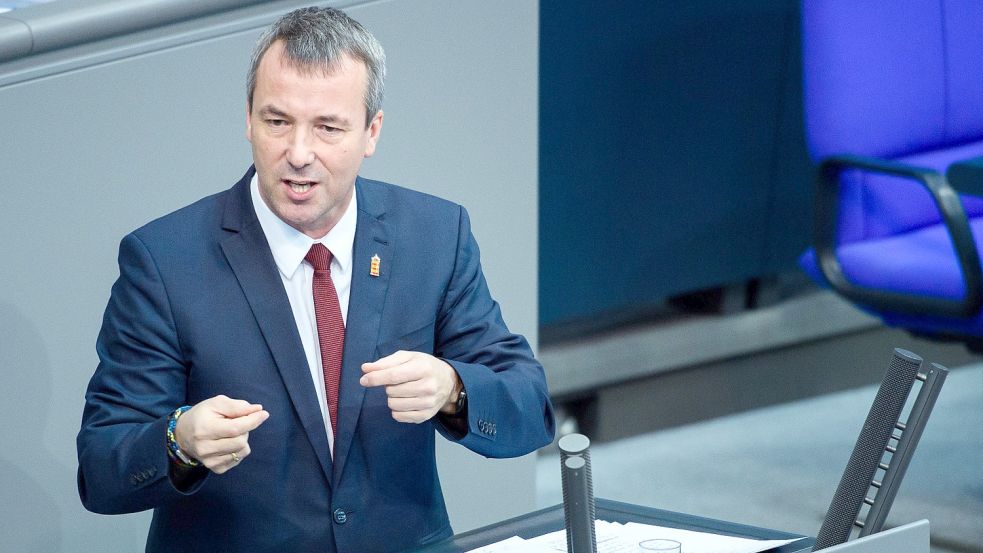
[466,520,806,553]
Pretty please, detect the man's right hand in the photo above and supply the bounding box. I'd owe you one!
[174,395,269,474]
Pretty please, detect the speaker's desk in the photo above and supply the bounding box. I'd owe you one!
[421,498,813,552]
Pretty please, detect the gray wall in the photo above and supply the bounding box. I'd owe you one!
[0,0,540,550]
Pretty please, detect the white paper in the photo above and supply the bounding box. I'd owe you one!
[466,519,807,553]
[467,535,554,553]
[525,520,634,552]
[622,521,806,553]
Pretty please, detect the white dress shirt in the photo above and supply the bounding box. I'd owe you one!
[250,174,357,455]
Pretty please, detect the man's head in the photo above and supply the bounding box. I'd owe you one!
[245,7,385,239]
[247,7,386,128]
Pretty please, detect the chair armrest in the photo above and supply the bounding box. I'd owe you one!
[946,156,983,197]
[815,154,983,317]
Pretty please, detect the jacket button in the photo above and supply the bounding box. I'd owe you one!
[333,508,348,524]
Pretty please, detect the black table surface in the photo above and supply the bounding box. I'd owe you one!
[417,498,814,552]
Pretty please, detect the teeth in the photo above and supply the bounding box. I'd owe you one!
[287,180,312,193]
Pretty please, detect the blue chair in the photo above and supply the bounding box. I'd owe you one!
[798,0,983,343]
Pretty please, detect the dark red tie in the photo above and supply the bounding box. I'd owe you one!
[305,243,345,438]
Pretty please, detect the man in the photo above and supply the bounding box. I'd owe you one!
[77,7,554,552]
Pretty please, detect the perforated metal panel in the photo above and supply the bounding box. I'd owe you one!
[560,434,597,553]
[814,349,921,549]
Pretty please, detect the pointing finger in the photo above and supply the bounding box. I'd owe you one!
[215,409,269,438]
[360,366,410,388]
[237,409,270,432]
[362,350,415,373]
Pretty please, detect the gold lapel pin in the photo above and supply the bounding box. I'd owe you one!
[370,254,381,277]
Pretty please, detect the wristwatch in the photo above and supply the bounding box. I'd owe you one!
[454,386,467,414]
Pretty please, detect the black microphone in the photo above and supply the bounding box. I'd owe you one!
[559,433,597,553]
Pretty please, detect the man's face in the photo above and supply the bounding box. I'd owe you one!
[246,40,383,238]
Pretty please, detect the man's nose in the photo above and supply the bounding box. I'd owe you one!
[286,128,315,168]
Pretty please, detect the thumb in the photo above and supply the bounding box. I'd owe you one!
[209,394,263,419]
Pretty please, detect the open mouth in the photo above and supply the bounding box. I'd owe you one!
[284,179,316,193]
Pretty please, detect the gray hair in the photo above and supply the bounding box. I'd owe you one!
[247,6,386,127]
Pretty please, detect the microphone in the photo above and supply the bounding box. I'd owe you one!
[559,433,597,553]
[814,348,922,549]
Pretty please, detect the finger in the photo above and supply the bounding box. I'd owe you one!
[362,350,416,373]
[201,452,235,473]
[204,456,236,474]
[202,458,230,474]
[236,444,251,461]
[384,379,438,399]
[391,409,431,424]
[210,395,264,418]
[360,363,424,388]
[213,410,269,439]
[202,445,251,474]
[387,395,438,413]
[235,409,270,432]
[226,445,251,464]
[193,434,249,459]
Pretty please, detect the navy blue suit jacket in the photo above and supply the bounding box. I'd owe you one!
[77,168,555,552]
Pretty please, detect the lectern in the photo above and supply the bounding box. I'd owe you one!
[418,498,811,553]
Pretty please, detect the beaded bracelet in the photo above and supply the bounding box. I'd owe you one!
[166,405,200,467]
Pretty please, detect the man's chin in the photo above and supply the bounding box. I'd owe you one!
[282,212,332,238]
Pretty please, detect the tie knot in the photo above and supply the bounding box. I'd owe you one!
[305,243,333,272]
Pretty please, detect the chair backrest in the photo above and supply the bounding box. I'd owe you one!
[803,0,983,160]
[802,0,983,243]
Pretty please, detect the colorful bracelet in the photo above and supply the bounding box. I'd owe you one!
[166,405,200,467]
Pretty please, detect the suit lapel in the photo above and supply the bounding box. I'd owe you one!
[332,178,394,484]
[219,169,334,487]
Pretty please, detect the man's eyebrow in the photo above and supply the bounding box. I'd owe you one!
[315,114,352,127]
[257,106,351,127]
[258,106,289,118]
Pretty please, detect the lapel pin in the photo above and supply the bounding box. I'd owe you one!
[370,254,381,277]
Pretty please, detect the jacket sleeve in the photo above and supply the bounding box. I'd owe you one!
[77,233,206,515]
[432,207,555,457]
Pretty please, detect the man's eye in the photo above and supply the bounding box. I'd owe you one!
[319,125,340,133]
[267,119,287,127]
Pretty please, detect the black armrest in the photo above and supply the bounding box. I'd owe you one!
[815,154,983,317]
[946,156,983,197]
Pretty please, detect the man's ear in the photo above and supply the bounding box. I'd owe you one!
[364,110,384,158]
[245,102,253,143]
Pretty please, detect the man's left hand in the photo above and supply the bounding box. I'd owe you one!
[360,351,462,423]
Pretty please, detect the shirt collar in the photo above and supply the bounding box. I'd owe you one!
[250,173,357,279]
